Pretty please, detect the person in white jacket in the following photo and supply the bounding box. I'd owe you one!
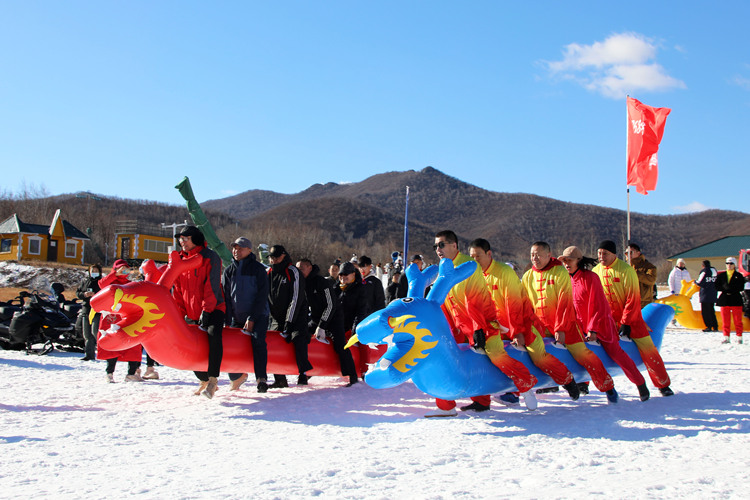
[668,259,692,295]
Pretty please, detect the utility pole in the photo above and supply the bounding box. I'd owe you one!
[161,220,189,252]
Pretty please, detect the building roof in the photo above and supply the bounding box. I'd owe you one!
[668,235,750,260]
[0,212,89,240]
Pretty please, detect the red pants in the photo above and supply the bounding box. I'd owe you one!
[721,306,744,337]
[600,339,645,386]
[436,395,491,411]
[627,320,670,389]
[566,341,614,392]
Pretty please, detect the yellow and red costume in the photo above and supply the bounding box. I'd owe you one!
[522,258,614,392]
[482,260,573,386]
[437,252,537,410]
[592,258,670,388]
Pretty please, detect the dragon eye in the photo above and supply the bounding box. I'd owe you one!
[402,298,413,303]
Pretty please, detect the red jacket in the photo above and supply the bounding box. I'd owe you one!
[569,268,617,343]
[172,245,226,321]
[96,269,142,362]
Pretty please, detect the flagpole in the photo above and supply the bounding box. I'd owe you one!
[403,186,410,266]
[626,95,631,250]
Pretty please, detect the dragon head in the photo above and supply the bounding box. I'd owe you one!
[90,281,168,351]
[347,258,477,389]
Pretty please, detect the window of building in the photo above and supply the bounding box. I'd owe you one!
[65,241,77,258]
[0,238,11,253]
[28,237,42,255]
[144,239,169,254]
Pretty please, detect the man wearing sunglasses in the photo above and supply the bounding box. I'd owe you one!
[424,230,538,417]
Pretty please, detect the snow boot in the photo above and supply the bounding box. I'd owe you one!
[659,386,674,397]
[203,377,218,399]
[194,380,209,396]
[563,381,581,401]
[230,373,248,391]
[605,388,619,404]
[460,401,490,412]
[637,384,650,401]
[142,366,159,380]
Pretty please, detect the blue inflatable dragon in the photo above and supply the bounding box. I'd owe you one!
[347,258,674,399]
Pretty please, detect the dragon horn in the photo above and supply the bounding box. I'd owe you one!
[405,263,438,299]
[426,258,477,304]
[157,251,203,289]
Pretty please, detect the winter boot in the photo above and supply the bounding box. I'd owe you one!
[659,386,674,397]
[637,383,650,401]
[194,380,209,396]
[203,377,219,399]
[125,369,143,382]
[605,388,619,404]
[269,375,289,389]
[142,366,159,380]
[257,378,268,393]
[562,381,581,401]
[460,401,490,412]
[105,373,115,383]
[577,382,590,395]
[230,373,248,391]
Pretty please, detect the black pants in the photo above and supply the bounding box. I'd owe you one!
[80,310,100,359]
[329,315,357,383]
[194,310,224,381]
[271,321,313,380]
[701,302,718,329]
[106,358,141,375]
[229,317,269,382]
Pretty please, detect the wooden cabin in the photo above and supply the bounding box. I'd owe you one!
[0,209,89,264]
[114,220,176,263]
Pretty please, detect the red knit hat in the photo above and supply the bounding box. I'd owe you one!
[112,259,129,269]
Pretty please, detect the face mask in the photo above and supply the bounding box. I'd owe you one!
[90,272,100,278]
[678,266,685,270]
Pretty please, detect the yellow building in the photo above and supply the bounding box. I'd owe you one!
[114,220,176,263]
[0,209,89,264]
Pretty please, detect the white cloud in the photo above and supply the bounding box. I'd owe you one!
[221,189,238,196]
[544,32,686,99]
[673,201,711,213]
[732,75,750,91]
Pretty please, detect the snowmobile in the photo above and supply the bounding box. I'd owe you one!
[0,289,81,354]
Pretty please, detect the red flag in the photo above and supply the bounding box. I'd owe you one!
[627,97,671,195]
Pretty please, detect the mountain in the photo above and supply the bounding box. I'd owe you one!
[203,167,750,265]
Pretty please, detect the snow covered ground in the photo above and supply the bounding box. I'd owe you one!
[1,323,748,500]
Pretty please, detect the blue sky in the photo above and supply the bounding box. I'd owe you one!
[1,2,748,215]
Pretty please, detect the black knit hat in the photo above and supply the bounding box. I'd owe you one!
[598,240,617,255]
[176,226,205,247]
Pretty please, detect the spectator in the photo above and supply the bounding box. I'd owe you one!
[223,237,270,393]
[625,243,658,307]
[695,260,719,332]
[716,257,745,344]
[357,255,385,312]
[668,258,692,295]
[385,271,401,304]
[326,262,340,288]
[397,254,425,299]
[76,263,102,361]
[337,262,371,337]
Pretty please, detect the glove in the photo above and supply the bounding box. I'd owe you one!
[472,329,486,350]
[184,315,198,325]
[619,324,631,339]
[281,330,292,343]
[199,311,210,331]
[314,326,329,344]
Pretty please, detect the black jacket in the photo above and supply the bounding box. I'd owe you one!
[695,265,718,304]
[304,264,339,331]
[716,270,746,307]
[223,252,269,328]
[76,276,101,313]
[268,255,308,332]
[363,274,385,313]
[339,270,371,333]
[385,281,400,304]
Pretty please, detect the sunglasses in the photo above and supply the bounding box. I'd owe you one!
[433,241,451,250]
[726,262,735,265]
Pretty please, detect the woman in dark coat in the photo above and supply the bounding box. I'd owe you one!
[716,257,745,344]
